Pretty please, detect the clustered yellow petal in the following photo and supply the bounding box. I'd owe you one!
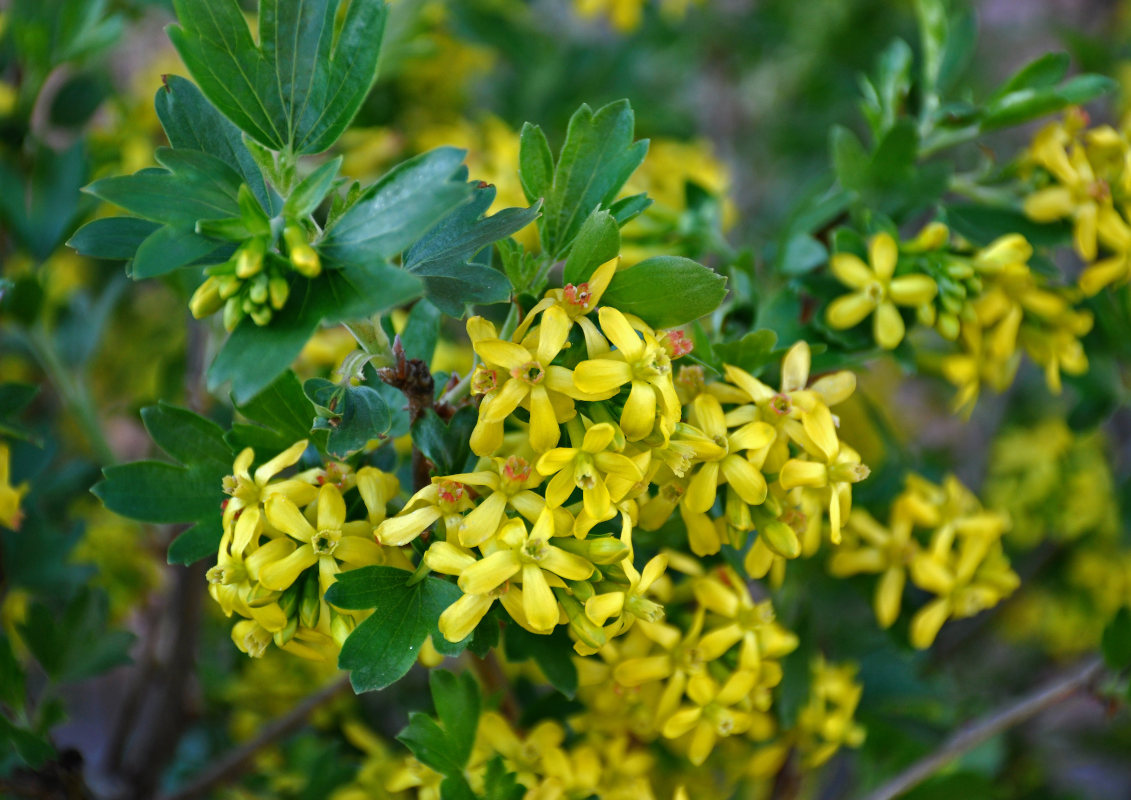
[207,442,407,661]
[0,441,29,531]
[829,473,1019,649]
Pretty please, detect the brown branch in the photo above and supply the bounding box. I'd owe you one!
[858,657,1105,800]
[376,335,436,492]
[158,675,351,800]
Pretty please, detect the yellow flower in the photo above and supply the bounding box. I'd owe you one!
[825,232,938,349]
[0,442,28,530]
[585,553,668,634]
[513,257,619,356]
[661,670,760,765]
[425,540,537,641]
[375,479,474,546]
[469,308,603,454]
[777,403,869,543]
[573,307,681,440]
[827,508,917,628]
[693,567,799,671]
[355,466,400,526]
[683,393,775,515]
[221,440,317,538]
[795,657,866,767]
[261,483,385,594]
[444,455,554,547]
[457,511,594,632]
[536,422,644,521]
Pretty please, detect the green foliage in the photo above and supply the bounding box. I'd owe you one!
[168,0,388,155]
[532,100,649,258]
[305,378,391,458]
[93,404,232,565]
[326,566,469,692]
[601,255,727,328]
[412,407,477,477]
[1102,609,1131,671]
[503,625,578,698]
[398,669,482,799]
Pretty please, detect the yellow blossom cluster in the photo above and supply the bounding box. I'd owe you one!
[208,440,409,660]
[825,225,1093,414]
[1024,107,1131,295]
[368,257,870,656]
[829,473,1020,649]
[983,418,1118,548]
[573,0,704,33]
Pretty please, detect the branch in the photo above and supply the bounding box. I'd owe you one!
[158,675,351,800]
[859,657,1105,800]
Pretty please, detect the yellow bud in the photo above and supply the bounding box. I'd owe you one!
[189,276,223,318]
[285,225,321,277]
[269,275,290,309]
[223,297,245,331]
[235,237,266,278]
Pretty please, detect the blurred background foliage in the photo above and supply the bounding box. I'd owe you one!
[1,0,1131,798]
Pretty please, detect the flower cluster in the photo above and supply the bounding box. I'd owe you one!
[1024,107,1131,295]
[828,473,1020,649]
[0,441,28,531]
[368,258,870,657]
[825,225,1093,414]
[207,440,408,660]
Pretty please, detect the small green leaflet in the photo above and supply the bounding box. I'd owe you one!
[397,670,481,782]
[305,378,392,458]
[601,255,728,329]
[537,100,649,258]
[168,0,388,154]
[92,403,232,565]
[325,566,471,692]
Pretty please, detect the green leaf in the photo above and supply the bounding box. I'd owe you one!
[141,404,231,470]
[322,148,473,267]
[308,380,392,458]
[402,300,442,365]
[601,256,727,328]
[713,330,779,374]
[1102,608,1131,670]
[945,204,1071,248]
[167,517,225,566]
[404,182,539,316]
[991,52,1070,100]
[0,716,55,768]
[607,192,652,226]
[542,100,648,257]
[20,590,134,683]
[327,566,467,692]
[776,233,827,277]
[207,262,423,404]
[562,209,620,286]
[286,156,343,218]
[483,756,524,800]
[397,670,481,778]
[67,217,160,260]
[519,122,554,203]
[503,625,577,698]
[168,0,388,154]
[85,149,243,229]
[231,370,317,452]
[155,74,276,213]
[412,407,477,476]
[93,404,232,565]
[131,224,226,279]
[981,74,1117,132]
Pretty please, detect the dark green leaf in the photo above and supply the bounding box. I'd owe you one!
[991,52,1070,100]
[0,716,55,768]
[286,156,343,218]
[519,122,553,204]
[168,517,224,566]
[981,75,1117,132]
[713,330,779,374]
[562,209,619,285]
[430,670,481,767]
[67,217,160,261]
[399,713,463,775]
[169,0,387,154]
[607,193,652,226]
[601,256,727,328]
[141,404,231,470]
[234,370,315,448]
[311,382,392,458]
[0,634,25,711]
[329,566,466,692]
[411,407,477,476]
[131,225,226,279]
[404,182,538,315]
[322,148,473,266]
[542,100,648,257]
[945,204,1071,248]
[402,300,442,365]
[483,756,524,800]
[155,74,276,213]
[1102,608,1131,670]
[776,233,827,277]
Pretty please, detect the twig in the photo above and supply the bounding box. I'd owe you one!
[158,675,351,800]
[858,656,1105,800]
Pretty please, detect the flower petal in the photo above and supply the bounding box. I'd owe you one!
[829,253,873,289]
[597,307,644,360]
[870,232,898,280]
[265,495,316,543]
[521,564,559,632]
